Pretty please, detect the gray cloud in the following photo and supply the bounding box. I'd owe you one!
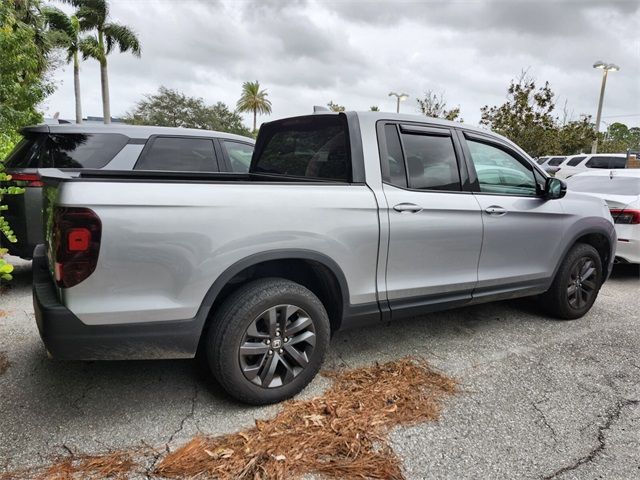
[44,0,640,129]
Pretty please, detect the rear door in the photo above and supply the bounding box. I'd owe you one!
[379,122,483,318]
[460,131,567,299]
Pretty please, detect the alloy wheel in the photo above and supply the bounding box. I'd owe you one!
[566,257,597,309]
[239,304,316,388]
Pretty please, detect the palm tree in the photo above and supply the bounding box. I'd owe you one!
[43,7,88,123]
[62,0,141,124]
[236,81,272,132]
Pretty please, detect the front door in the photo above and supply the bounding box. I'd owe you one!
[461,132,567,299]
[379,122,483,318]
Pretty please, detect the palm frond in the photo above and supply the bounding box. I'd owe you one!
[42,6,75,38]
[79,35,103,61]
[236,81,272,115]
[103,22,141,56]
[72,0,108,30]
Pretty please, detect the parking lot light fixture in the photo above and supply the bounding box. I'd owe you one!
[389,92,409,113]
[591,61,620,154]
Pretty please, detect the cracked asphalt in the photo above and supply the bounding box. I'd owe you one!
[0,257,638,479]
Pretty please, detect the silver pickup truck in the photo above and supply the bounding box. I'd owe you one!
[33,112,616,404]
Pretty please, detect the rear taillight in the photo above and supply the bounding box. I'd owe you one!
[610,209,640,225]
[9,172,44,187]
[51,207,101,288]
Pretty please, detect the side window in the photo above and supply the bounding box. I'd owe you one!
[47,133,129,169]
[382,124,407,187]
[536,157,548,165]
[135,137,218,172]
[585,156,609,169]
[547,156,565,166]
[221,140,254,173]
[566,156,585,167]
[609,157,627,169]
[467,139,537,196]
[400,133,461,191]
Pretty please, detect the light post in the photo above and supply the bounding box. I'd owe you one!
[591,61,619,154]
[389,92,409,113]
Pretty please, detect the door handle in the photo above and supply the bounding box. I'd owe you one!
[484,205,507,216]
[393,202,422,213]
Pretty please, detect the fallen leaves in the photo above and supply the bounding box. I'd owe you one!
[0,357,457,480]
[156,358,456,480]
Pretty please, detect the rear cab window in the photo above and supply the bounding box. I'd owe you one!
[135,136,219,172]
[251,114,351,181]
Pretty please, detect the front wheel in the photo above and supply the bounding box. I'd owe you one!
[541,243,603,320]
[206,278,330,405]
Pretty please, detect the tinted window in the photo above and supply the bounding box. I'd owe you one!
[567,176,640,195]
[45,133,128,169]
[383,124,407,186]
[253,116,350,181]
[567,156,586,167]
[401,133,460,191]
[610,157,627,169]
[536,157,549,165]
[136,137,218,172]
[4,133,46,168]
[467,140,537,196]
[585,156,610,168]
[547,156,565,166]
[221,140,253,173]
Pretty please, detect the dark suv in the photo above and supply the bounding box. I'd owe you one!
[1,123,254,258]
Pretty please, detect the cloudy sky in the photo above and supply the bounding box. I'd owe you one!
[44,0,639,129]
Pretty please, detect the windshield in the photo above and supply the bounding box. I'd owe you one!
[567,175,640,196]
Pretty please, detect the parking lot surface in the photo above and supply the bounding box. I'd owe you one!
[1,257,638,479]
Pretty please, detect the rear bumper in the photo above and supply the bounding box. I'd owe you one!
[32,244,203,360]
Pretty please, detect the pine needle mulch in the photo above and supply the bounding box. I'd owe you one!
[0,357,456,480]
[156,358,456,480]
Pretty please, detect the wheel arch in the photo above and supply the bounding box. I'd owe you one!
[194,250,351,345]
[552,227,614,284]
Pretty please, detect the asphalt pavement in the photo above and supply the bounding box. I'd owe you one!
[0,257,638,479]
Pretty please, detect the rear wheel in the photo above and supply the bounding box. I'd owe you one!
[206,278,330,405]
[541,243,603,320]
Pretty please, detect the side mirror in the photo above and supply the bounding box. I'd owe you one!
[545,177,566,199]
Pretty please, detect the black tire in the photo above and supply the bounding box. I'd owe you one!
[206,277,330,405]
[541,243,603,320]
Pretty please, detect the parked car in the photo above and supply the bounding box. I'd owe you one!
[567,169,640,264]
[1,124,255,258]
[33,112,615,404]
[541,156,566,175]
[535,156,549,165]
[555,153,627,180]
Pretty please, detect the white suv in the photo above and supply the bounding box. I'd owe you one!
[555,153,627,179]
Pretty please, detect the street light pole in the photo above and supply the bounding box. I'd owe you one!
[388,92,409,113]
[591,61,619,154]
